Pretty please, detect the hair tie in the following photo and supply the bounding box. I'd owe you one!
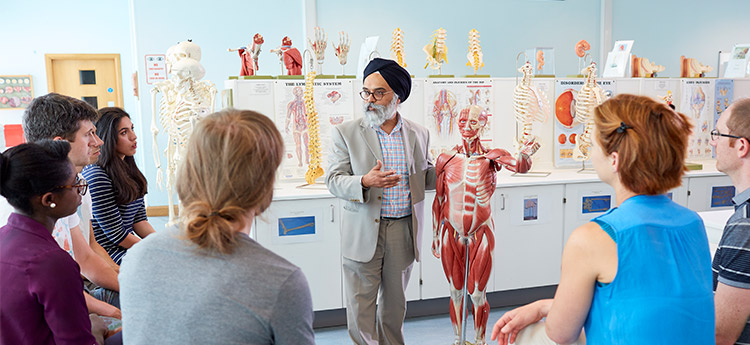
[209,211,220,217]
[616,122,631,134]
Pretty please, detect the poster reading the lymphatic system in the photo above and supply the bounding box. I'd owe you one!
[423,78,493,158]
[553,79,616,168]
[274,79,354,181]
[680,79,715,160]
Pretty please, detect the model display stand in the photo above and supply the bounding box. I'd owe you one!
[390,28,407,68]
[151,40,217,225]
[227,33,265,77]
[271,36,303,76]
[465,29,489,78]
[525,47,555,77]
[680,55,713,78]
[424,28,450,76]
[631,54,664,78]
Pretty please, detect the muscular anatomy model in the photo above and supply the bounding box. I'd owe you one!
[151,40,217,225]
[227,33,264,76]
[271,36,303,75]
[286,86,309,167]
[432,105,538,345]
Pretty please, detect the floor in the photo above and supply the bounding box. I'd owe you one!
[314,307,511,345]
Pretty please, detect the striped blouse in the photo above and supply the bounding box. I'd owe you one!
[82,164,147,265]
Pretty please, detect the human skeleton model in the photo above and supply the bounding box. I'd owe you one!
[390,28,406,68]
[466,29,484,74]
[270,36,303,75]
[303,70,324,184]
[513,61,548,156]
[308,27,328,74]
[572,62,605,161]
[286,86,309,167]
[151,40,217,225]
[227,33,264,76]
[432,105,538,345]
[630,54,665,78]
[332,31,350,70]
[424,28,448,71]
[680,55,713,78]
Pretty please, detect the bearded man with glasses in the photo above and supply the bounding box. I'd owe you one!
[327,58,436,345]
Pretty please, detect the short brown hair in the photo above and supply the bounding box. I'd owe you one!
[177,109,283,254]
[726,98,750,140]
[594,94,692,195]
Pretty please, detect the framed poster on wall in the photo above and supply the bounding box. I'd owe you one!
[0,75,33,110]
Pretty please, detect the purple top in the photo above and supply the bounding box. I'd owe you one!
[0,213,95,345]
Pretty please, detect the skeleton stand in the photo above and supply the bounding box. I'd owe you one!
[459,237,470,345]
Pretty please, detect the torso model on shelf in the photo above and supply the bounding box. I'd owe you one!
[513,61,546,156]
[466,29,484,74]
[432,105,539,345]
[572,62,604,161]
[227,33,264,76]
[680,55,713,78]
[270,36,303,75]
[631,54,664,78]
[424,28,448,71]
[303,70,323,184]
[390,28,406,68]
[150,40,217,225]
[308,27,327,74]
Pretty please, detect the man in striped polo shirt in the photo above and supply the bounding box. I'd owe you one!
[711,97,750,345]
[327,58,436,345]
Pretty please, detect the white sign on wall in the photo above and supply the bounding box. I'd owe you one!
[145,54,167,85]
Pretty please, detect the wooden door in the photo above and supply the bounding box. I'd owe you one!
[45,54,123,109]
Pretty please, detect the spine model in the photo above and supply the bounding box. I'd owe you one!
[304,70,324,184]
[466,29,484,74]
[390,28,406,68]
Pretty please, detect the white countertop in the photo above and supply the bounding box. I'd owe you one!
[272,160,725,201]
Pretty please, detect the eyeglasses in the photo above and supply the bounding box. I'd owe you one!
[55,176,88,196]
[360,89,392,101]
[710,129,744,141]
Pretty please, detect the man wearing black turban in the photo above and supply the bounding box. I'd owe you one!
[326,58,436,344]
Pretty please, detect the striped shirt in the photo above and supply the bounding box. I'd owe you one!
[374,117,411,218]
[713,187,750,344]
[82,164,147,265]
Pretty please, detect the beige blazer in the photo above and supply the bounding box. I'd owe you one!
[326,115,436,263]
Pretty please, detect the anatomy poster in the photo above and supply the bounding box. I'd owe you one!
[553,79,616,168]
[423,78,494,157]
[680,79,715,160]
[274,79,354,181]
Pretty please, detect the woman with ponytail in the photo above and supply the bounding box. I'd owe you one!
[119,109,315,344]
[82,107,154,265]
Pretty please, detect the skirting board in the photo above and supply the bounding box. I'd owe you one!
[312,285,557,329]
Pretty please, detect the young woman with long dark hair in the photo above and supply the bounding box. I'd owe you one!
[83,107,154,265]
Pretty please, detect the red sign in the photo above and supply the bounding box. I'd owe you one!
[145,54,167,85]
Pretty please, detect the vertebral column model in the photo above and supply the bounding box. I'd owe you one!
[151,40,216,225]
[432,105,537,345]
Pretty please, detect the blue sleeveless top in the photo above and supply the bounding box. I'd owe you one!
[584,195,714,344]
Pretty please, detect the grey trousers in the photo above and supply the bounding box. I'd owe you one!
[343,216,415,345]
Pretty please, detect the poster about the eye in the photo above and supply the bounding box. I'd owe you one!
[0,76,33,109]
[680,79,715,160]
[273,79,354,181]
[423,78,493,158]
[553,79,616,168]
